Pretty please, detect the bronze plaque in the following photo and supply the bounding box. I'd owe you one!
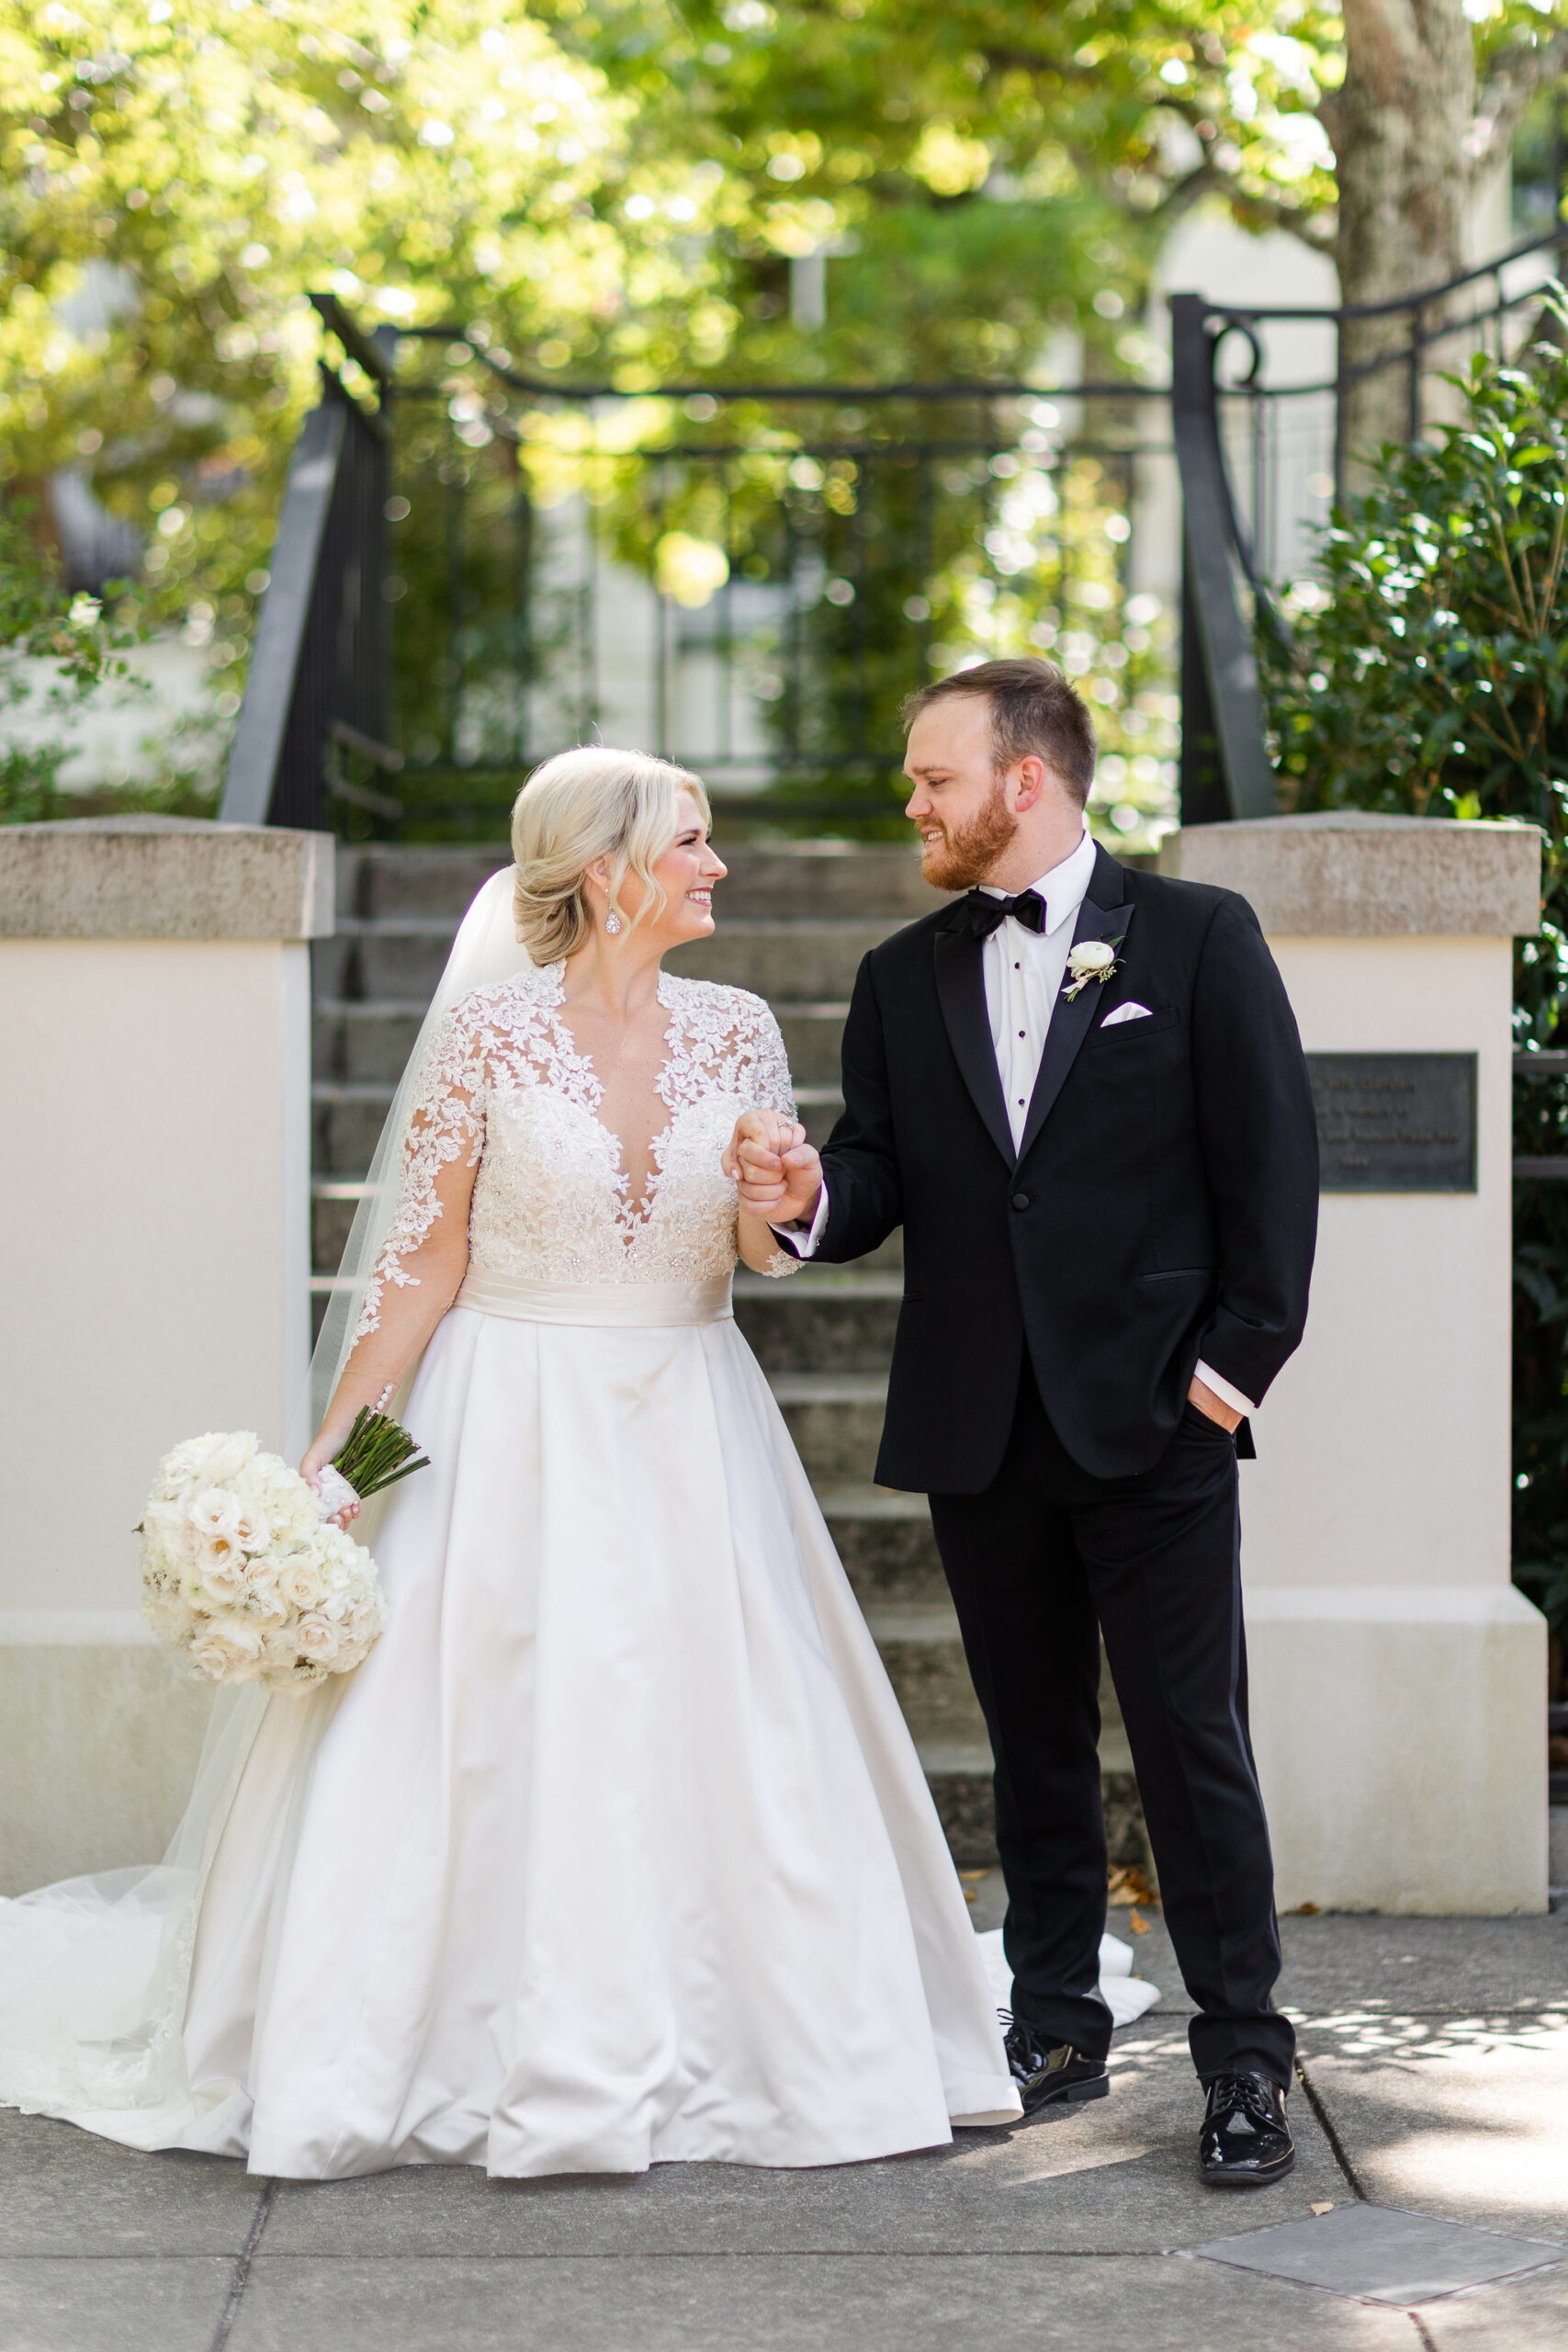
[1306,1053,1477,1193]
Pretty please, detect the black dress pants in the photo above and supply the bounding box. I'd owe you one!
[927,1363,1294,2088]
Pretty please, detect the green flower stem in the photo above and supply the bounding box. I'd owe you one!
[332,1409,430,1503]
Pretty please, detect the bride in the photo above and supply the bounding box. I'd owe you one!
[0,746,1023,2177]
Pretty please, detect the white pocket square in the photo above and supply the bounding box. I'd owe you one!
[1101,1001,1153,1027]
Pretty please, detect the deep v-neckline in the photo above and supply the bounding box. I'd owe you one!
[542,966,681,1235]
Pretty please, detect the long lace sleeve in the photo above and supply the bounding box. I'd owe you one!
[731,992,804,1281]
[746,998,797,1124]
[355,1002,490,1342]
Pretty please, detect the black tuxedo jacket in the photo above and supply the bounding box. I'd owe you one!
[811,842,1319,1490]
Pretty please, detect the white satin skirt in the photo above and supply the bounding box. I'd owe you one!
[1,1276,1021,2177]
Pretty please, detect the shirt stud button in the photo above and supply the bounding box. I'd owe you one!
[1010,1192,1030,1211]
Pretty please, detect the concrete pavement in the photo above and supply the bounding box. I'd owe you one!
[1,1898,1564,2351]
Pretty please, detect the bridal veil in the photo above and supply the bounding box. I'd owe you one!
[0,865,529,2142]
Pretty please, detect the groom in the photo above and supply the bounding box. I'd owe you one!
[738,658,1318,2187]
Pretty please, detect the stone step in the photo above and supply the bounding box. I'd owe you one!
[918,1747,998,1868]
[334,842,944,924]
[925,1765,1148,1873]
[302,843,1149,1876]
[312,1182,363,1273]
[864,1605,987,1748]
[666,919,903,1002]
[313,1084,395,1180]
[313,917,900,1013]
[711,844,942,921]
[314,921,467,1004]
[795,1090,843,1149]
[818,1484,945,1605]
[915,1745,1145,1871]
[771,1373,887,1485]
[336,845,511,922]
[733,1269,902,1373]
[775,1003,850,1088]
[861,1589,1132,1769]
[313,1001,428,1086]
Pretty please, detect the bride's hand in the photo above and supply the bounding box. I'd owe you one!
[724,1110,823,1226]
[299,1433,360,1529]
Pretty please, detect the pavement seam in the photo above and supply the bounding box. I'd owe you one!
[214,2248,1294,2264]
[1406,2312,1440,2352]
[1292,2056,1369,2201]
[208,2177,276,2351]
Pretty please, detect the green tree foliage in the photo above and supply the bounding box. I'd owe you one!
[1263,322,1568,1020]
[8,0,1568,612]
[0,2,1361,616]
[1258,313,1568,1633]
[539,0,1347,380]
[0,0,657,638]
[0,501,149,818]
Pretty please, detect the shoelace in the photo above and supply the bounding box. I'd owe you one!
[1207,2073,1280,2129]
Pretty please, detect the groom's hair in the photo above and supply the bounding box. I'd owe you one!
[901,659,1097,805]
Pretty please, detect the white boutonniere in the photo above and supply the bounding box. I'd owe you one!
[1062,935,1127,1001]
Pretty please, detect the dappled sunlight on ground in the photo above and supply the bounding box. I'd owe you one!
[1302,2014,1568,2234]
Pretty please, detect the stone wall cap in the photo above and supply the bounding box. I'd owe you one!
[0,816,335,940]
[1157,812,1541,937]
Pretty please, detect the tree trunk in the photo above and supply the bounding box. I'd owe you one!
[1328,0,1477,462]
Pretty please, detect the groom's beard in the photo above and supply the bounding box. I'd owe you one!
[918,779,1018,891]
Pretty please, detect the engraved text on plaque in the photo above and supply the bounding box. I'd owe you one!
[1306,1053,1477,1193]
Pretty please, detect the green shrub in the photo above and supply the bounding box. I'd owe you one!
[0,503,143,823]
[1258,308,1568,1654]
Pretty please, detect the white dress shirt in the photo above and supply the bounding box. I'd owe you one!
[773,827,1256,1420]
[982,826,1099,1153]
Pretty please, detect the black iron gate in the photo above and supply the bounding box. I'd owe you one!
[222,327,1180,842]
[220,226,1568,842]
[222,300,400,830]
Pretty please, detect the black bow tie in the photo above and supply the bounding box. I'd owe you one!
[965,888,1046,941]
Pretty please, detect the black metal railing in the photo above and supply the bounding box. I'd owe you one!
[378,347,1175,837]
[223,296,1181,839]
[227,228,1568,840]
[220,300,397,830]
[1166,225,1568,828]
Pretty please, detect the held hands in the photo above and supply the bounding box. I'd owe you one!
[723,1109,824,1228]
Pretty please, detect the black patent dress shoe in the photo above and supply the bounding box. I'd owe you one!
[1002,2016,1110,2117]
[1199,2071,1295,2188]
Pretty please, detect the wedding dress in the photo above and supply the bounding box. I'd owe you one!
[0,956,1036,2177]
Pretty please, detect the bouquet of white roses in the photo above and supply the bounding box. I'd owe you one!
[138,1430,391,1693]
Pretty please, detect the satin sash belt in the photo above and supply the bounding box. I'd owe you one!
[456,1269,734,1327]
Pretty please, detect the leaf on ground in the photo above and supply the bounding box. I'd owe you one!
[1107,1865,1159,1906]
[1128,1908,1150,1934]
[1311,2202,1334,2217]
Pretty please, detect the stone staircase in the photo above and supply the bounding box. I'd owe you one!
[311,842,1145,1869]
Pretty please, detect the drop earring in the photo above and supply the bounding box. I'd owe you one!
[604,906,623,936]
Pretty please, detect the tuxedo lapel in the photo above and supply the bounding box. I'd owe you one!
[932,912,1016,1169]
[1016,856,1134,1166]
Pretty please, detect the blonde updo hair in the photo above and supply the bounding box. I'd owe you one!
[510,746,712,966]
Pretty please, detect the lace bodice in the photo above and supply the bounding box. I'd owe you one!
[357,965,801,1334]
